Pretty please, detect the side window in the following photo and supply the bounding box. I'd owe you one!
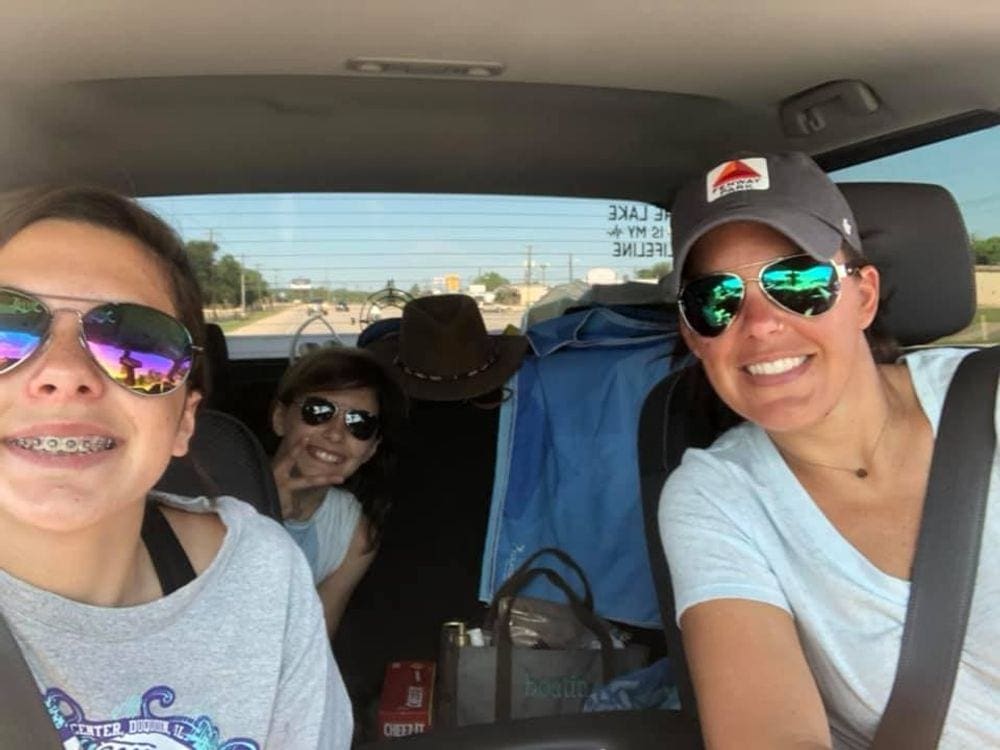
[831,125,1000,344]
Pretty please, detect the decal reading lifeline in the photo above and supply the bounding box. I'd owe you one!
[43,685,260,750]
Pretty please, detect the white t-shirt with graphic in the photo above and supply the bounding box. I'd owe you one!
[658,347,999,749]
[0,495,352,750]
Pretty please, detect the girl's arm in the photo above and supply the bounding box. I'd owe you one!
[315,517,377,637]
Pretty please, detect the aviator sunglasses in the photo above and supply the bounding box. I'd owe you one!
[299,395,381,441]
[0,287,199,396]
[679,254,858,338]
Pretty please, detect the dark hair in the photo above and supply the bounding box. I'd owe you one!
[275,346,406,549]
[0,185,208,393]
[842,245,902,364]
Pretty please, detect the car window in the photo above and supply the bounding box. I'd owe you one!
[142,126,999,360]
[141,194,669,358]
[831,125,1000,344]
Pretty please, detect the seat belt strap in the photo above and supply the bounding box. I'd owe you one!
[872,346,998,749]
[141,500,196,595]
[0,614,64,745]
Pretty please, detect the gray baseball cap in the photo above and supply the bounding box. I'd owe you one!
[665,151,861,297]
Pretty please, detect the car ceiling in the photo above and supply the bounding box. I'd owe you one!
[0,0,997,204]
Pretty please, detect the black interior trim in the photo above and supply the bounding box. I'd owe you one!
[356,709,703,749]
[816,109,1000,173]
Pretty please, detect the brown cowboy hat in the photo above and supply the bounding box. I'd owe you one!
[364,294,529,401]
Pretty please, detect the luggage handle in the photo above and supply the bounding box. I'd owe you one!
[491,546,596,613]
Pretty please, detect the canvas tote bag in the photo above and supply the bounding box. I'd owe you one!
[437,548,648,727]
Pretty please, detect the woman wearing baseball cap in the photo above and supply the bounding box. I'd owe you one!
[658,153,996,748]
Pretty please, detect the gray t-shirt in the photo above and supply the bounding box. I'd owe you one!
[0,495,352,750]
[283,486,363,584]
[659,348,999,749]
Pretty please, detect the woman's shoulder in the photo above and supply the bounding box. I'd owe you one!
[897,347,982,425]
[897,345,974,380]
[667,421,765,485]
[660,420,773,519]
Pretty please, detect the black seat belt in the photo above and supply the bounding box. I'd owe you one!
[872,346,998,749]
[141,500,196,595]
[0,606,64,745]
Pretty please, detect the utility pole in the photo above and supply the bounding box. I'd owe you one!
[568,253,574,283]
[240,255,246,317]
[525,245,533,301]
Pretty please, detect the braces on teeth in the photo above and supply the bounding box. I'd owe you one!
[10,436,116,454]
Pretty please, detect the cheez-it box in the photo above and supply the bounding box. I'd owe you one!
[377,661,435,740]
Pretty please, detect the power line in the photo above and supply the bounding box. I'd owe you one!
[209,250,615,259]
[164,209,616,217]
[176,224,613,231]
[197,237,624,244]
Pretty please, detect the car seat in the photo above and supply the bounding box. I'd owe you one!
[638,181,977,720]
[201,321,233,411]
[154,408,283,521]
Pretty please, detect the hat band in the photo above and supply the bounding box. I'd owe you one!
[394,344,499,383]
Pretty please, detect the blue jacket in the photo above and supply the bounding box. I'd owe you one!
[479,305,689,627]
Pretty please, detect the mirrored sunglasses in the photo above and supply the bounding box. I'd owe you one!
[679,254,857,338]
[0,287,199,396]
[299,395,380,441]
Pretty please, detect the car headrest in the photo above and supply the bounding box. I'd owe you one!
[838,182,975,346]
[201,322,230,410]
[154,408,282,521]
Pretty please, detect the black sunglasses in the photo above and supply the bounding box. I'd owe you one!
[679,254,858,338]
[299,395,381,441]
[0,287,199,395]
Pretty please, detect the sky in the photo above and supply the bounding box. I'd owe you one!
[143,125,1000,292]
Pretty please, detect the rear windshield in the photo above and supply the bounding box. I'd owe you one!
[141,124,1000,357]
[141,194,669,358]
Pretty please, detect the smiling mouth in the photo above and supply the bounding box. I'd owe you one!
[7,436,117,455]
[308,446,343,464]
[744,355,808,376]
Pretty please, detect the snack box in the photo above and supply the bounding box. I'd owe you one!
[377,660,435,740]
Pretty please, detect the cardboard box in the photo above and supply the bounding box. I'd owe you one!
[377,661,435,740]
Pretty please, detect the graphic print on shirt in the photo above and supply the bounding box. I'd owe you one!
[43,684,260,750]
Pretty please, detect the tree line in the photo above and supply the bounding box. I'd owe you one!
[972,236,1000,265]
[185,241,270,308]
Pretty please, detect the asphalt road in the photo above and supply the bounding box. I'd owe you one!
[228,303,526,339]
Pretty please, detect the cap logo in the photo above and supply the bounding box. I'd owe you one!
[842,217,853,236]
[706,158,770,203]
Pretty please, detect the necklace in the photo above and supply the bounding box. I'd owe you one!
[783,408,892,479]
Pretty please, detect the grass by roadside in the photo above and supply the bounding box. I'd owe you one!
[214,308,284,333]
[938,308,1000,345]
